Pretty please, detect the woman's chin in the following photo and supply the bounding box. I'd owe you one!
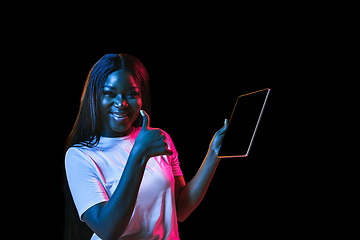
[110,124,133,136]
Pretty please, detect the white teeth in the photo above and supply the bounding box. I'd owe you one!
[111,113,127,118]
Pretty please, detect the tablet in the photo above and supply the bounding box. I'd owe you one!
[218,88,270,158]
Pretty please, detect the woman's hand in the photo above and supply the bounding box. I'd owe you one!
[133,110,173,162]
[209,119,229,156]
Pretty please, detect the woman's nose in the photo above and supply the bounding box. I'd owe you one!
[114,96,128,109]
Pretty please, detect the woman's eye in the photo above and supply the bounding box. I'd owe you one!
[127,91,139,98]
[103,91,116,98]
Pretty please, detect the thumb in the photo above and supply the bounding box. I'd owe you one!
[219,119,228,134]
[140,110,150,129]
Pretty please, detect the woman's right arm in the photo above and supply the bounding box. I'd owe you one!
[82,110,172,240]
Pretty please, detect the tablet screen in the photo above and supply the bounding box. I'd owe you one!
[218,88,270,158]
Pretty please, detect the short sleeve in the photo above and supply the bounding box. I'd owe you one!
[162,131,183,177]
[65,147,109,221]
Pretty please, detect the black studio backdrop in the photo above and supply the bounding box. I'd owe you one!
[53,44,284,239]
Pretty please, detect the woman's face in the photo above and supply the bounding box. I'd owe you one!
[100,70,142,137]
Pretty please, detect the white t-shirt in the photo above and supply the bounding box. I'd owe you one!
[65,127,183,240]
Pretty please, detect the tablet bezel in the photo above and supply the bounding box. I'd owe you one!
[218,88,270,158]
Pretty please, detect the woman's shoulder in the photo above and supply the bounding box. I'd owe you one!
[66,146,84,156]
[65,147,89,165]
[66,143,95,157]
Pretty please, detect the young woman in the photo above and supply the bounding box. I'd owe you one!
[65,53,228,240]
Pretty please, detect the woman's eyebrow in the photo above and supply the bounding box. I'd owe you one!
[127,86,140,90]
[102,85,139,90]
[102,85,117,90]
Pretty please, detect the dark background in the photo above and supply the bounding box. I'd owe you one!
[9,7,347,238]
[51,44,288,239]
[32,22,313,239]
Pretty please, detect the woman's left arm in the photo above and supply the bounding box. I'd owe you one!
[176,119,228,222]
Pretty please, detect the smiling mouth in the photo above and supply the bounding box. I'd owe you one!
[110,112,130,120]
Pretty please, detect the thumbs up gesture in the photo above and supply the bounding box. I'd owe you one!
[133,110,173,162]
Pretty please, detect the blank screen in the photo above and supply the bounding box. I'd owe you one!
[218,89,270,157]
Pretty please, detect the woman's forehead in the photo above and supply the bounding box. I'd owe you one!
[104,70,139,89]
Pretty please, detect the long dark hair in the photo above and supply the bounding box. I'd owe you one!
[66,53,151,149]
[63,53,151,239]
